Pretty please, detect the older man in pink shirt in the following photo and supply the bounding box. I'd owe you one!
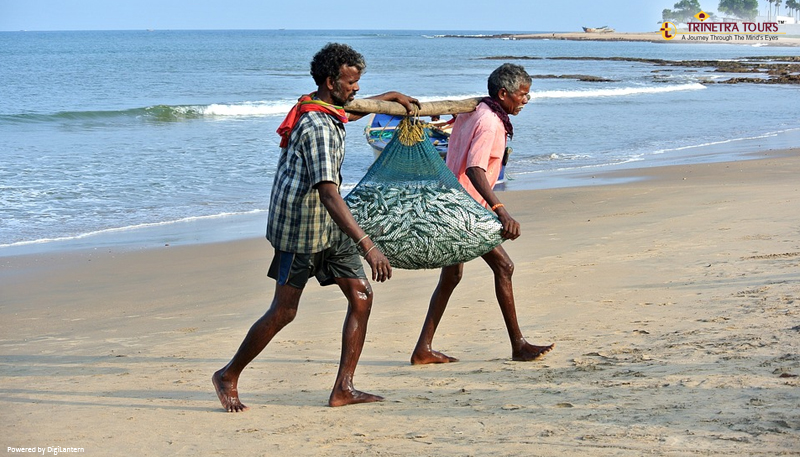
[411,63,555,365]
[445,102,507,207]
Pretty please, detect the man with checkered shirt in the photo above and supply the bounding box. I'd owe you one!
[213,43,418,410]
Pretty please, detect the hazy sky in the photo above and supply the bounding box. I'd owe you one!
[0,0,778,33]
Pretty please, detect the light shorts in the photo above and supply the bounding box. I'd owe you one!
[267,231,366,289]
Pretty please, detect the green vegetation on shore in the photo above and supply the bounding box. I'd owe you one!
[662,0,759,23]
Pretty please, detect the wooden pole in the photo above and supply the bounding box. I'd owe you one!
[344,97,481,116]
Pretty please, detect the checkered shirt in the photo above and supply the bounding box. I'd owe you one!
[266,111,346,253]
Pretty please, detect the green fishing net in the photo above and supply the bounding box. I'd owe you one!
[345,118,504,269]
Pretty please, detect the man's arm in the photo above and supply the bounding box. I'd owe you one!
[316,182,392,282]
[465,167,520,240]
[348,91,420,122]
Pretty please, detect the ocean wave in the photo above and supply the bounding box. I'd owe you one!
[0,85,706,124]
[0,94,491,124]
[0,101,300,124]
[512,127,800,177]
[0,209,266,249]
[513,155,647,175]
[651,128,800,154]
[0,95,480,124]
[532,83,706,99]
[0,107,151,124]
[169,102,294,118]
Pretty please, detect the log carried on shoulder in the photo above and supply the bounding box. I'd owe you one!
[344,97,481,116]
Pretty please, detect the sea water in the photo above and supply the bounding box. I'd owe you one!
[1,30,798,254]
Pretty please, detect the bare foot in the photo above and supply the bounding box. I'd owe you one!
[512,343,554,361]
[328,389,384,407]
[410,349,459,365]
[212,369,249,412]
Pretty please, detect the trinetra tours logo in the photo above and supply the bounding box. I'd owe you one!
[660,21,677,40]
[661,10,783,43]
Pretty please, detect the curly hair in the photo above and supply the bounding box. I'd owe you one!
[310,43,367,86]
[487,63,532,98]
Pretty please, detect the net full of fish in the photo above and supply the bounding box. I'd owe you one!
[346,183,503,269]
[345,117,503,270]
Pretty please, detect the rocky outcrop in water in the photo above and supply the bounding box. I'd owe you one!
[479,56,800,85]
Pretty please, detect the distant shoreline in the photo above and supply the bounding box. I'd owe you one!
[451,31,800,47]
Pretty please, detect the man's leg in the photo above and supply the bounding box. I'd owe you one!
[482,246,553,361]
[410,263,463,365]
[328,277,384,407]
[213,283,303,412]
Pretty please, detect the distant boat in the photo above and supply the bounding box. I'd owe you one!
[582,26,615,33]
[364,113,506,185]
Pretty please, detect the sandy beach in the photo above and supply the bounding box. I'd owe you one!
[2,150,799,456]
[505,31,800,47]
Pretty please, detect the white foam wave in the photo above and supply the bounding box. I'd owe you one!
[190,101,296,117]
[0,210,266,249]
[532,83,706,100]
[513,156,646,175]
[651,128,800,154]
[187,95,488,118]
[415,94,484,103]
[161,84,706,120]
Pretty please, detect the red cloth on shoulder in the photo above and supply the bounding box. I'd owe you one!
[277,93,349,148]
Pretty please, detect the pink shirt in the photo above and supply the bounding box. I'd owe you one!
[445,102,506,207]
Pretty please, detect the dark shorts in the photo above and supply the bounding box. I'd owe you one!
[268,231,366,289]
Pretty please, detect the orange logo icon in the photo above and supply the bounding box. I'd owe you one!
[660,22,677,40]
[694,11,710,21]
